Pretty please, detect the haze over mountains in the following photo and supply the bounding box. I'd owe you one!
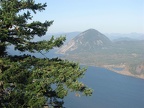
[57,28,144,79]
[33,30,144,43]
[58,29,112,54]
[106,33,144,41]
[8,28,144,79]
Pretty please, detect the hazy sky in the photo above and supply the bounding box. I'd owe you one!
[33,0,144,33]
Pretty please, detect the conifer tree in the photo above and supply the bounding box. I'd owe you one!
[0,0,92,107]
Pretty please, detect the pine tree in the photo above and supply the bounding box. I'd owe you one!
[0,0,92,107]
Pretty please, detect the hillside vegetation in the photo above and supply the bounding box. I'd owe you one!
[58,29,144,79]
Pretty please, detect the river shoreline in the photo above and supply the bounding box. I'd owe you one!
[102,65,144,79]
[80,62,144,79]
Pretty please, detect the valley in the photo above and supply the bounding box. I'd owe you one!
[58,29,144,79]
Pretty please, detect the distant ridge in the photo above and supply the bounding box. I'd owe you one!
[58,29,112,54]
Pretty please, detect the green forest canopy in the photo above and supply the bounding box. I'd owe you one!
[0,0,92,107]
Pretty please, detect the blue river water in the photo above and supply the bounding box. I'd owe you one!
[64,66,144,108]
[8,48,144,108]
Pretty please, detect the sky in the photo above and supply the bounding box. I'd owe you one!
[33,0,144,34]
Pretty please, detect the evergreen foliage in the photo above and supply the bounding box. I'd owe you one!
[0,0,92,107]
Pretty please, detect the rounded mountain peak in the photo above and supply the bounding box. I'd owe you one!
[58,29,112,54]
[74,29,111,44]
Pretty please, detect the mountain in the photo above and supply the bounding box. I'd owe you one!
[58,29,112,54]
[33,32,80,43]
[113,37,136,42]
[105,33,144,41]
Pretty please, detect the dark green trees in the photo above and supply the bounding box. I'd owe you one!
[0,0,92,107]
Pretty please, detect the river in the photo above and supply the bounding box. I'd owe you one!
[64,66,144,108]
